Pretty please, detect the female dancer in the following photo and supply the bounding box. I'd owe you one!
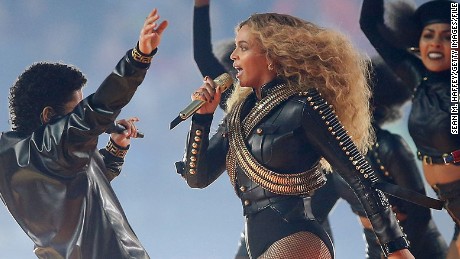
[177,12,413,258]
[360,0,459,257]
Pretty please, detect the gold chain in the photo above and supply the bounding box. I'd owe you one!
[226,85,325,195]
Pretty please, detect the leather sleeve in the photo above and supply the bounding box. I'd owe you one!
[193,5,226,80]
[99,141,128,182]
[300,90,408,255]
[91,49,148,112]
[360,0,422,88]
[177,113,228,188]
[193,5,232,110]
[30,51,148,178]
[378,132,431,250]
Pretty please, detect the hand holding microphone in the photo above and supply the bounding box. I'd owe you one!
[106,117,144,148]
[170,73,233,129]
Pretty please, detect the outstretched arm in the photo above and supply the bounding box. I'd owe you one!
[193,0,227,79]
[32,8,168,177]
[360,0,421,87]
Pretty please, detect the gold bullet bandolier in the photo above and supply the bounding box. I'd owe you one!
[226,84,326,195]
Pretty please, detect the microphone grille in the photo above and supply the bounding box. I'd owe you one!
[214,73,233,92]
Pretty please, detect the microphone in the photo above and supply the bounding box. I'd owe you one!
[105,123,145,138]
[169,73,233,130]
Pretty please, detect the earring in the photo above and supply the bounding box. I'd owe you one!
[268,63,274,71]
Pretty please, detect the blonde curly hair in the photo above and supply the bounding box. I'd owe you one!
[226,13,374,154]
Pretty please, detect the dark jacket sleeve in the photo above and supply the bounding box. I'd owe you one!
[193,5,233,110]
[378,132,431,251]
[360,0,422,87]
[98,138,130,182]
[176,113,228,188]
[193,5,227,80]
[300,90,408,255]
[30,49,149,178]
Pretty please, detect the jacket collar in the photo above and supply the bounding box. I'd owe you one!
[253,77,286,99]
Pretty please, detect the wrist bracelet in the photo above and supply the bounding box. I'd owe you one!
[131,47,153,64]
[382,236,410,257]
[131,42,158,64]
[105,138,129,159]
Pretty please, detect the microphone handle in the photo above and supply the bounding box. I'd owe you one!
[178,73,233,120]
[175,73,233,123]
[106,123,145,138]
[179,100,206,120]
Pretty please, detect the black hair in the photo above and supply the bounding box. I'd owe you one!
[213,39,236,77]
[370,56,412,125]
[383,0,457,49]
[8,62,87,135]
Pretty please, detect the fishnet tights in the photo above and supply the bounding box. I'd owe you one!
[258,231,332,259]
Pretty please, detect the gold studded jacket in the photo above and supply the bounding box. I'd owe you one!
[0,50,151,259]
[177,80,408,255]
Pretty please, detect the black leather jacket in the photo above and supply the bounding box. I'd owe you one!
[311,126,447,258]
[0,50,150,259]
[177,79,408,255]
[360,0,460,159]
